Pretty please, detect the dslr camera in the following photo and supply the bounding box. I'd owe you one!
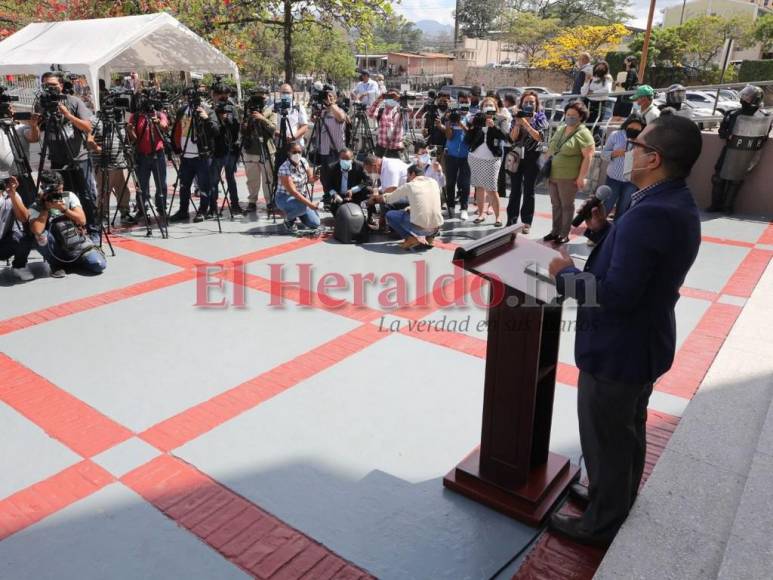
[245,88,268,113]
[37,84,68,115]
[516,108,534,119]
[134,88,169,114]
[102,88,133,111]
[41,183,64,204]
[0,86,20,119]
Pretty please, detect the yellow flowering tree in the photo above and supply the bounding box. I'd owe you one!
[536,24,629,71]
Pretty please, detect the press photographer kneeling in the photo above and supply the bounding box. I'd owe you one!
[28,170,106,277]
[0,176,50,282]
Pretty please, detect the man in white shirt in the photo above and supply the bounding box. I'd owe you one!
[632,85,661,125]
[368,164,444,249]
[363,154,409,193]
[274,83,309,159]
[352,71,380,108]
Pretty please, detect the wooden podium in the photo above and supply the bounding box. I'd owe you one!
[443,226,580,526]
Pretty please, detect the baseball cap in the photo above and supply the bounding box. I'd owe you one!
[632,85,655,99]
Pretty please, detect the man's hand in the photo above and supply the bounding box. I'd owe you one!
[196,106,208,120]
[251,111,265,122]
[5,176,19,194]
[485,117,495,128]
[549,246,575,279]
[57,103,72,119]
[47,199,67,212]
[30,113,41,124]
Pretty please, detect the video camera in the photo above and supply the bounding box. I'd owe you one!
[102,87,133,111]
[0,85,20,119]
[36,84,68,115]
[245,88,269,113]
[183,81,207,109]
[133,87,169,114]
[337,95,351,114]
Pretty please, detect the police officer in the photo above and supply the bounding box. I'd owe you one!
[707,85,772,214]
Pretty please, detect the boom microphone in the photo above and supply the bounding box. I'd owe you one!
[572,185,612,228]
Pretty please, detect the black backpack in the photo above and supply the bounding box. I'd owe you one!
[49,215,96,263]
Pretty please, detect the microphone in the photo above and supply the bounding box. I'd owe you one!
[572,185,612,228]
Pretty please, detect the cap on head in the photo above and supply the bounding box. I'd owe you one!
[633,85,655,100]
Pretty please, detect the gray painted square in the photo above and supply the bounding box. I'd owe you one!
[0,281,360,432]
[0,483,249,580]
[91,437,160,478]
[177,333,537,580]
[684,242,749,293]
[699,216,769,244]
[0,249,179,321]
[0,402,81,499]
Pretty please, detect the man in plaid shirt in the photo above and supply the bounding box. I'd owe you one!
[368,90,404,158]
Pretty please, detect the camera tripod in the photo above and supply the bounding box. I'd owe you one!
[400,106,418,163]
[212,104,241,222]
[306,108,340,166]
[95,109,168,240]
[0,116,37,207]
[36,107,109,254]
[348,106,375,161]
[166,101,224,233]
[267,109,298,222]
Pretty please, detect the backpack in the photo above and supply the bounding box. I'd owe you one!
[49,215,96,263]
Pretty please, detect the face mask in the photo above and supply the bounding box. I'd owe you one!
[632,103,641,113]
[384,99,397,108]
[281,94,292,104]
[623,148,653,184]
[459,103,470,111]
[565,117,580,127]
[340,159,352,171]
[625,128,641,139]
[483,106,496,113]
[523,104,535,114]
[438,104,448,112]
[418,153,431,165]
[290,153,302,164]
[369,172,380,183]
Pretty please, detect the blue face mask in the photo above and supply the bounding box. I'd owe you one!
[281,93,292,104]
[523,104,535,114]
[384,99,397,108]
[340,159,352,171]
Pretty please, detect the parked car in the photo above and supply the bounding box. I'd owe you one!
[495,86,524,100]
[438,84,472,100]
[654,97,720,130]
[685,90,740,114]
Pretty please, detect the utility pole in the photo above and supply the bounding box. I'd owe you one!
[639,0,658,83]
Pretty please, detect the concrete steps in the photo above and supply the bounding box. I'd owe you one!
[594,261,773,580]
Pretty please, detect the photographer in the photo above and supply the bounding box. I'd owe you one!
[368,90,404,158]
[127,91,170,220]
[0,176,48,282]
[443,94,471,220]
[28,170,106,276]
[0,102,40,205]
[422,93,449,164]
[89,109,132,224]
[467,97,509,227]
[210,84,243,214]
[169,86,219,223]
[34,72,99,240]
[275,143,320,233]
[274,84,309,166]
[241,88,277,213]
[506,91,548,231]
[352,70,380,107]
[313,87,348,193]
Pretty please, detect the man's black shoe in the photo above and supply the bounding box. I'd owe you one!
[193,212,205,223]
[168,211,189,223]
[231,204,243,215]
[569,482,589,505]
[246,202,257,212]
[543,232,559,242]
[548,513,613,548]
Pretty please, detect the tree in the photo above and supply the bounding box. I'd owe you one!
[753,13,773,55]
[628,26,687,67]
[368,14,424,53]
[502,12,560,68]
[679,16,754,70]
[456,0,504,39]
[536,23,629,70]
[215,0,393,82]
[294,25,356,85]
[503,0,631,26]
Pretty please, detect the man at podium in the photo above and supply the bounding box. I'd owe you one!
[547,115,703,546]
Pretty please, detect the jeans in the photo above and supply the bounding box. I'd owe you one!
[54,159,99,237]
[506,154,540,226]
[276,195,320,229]
[209,153,239,207]
[385,210,437,240]
[444,155,471,210]
[41,231,106,274]
[136,151,168,211]
[603,176,637,219]
[178,156,211,214]
[0,228,42,269]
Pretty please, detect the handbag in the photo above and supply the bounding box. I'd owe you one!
[537,128,572,183]
[504,148,522,173]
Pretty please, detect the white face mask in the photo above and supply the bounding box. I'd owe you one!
[418,153,431,166]
[623,149,635,182]
[290,153,302,164]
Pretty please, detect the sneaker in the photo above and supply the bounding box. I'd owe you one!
[231,204,243,215]
[50,268,66,279]
[460,210,469,221]
[168,211,189,223]
[283,219,298,234]
[246,202,257,212]
[193,212,205,223]
[12,267,34,282]
[522,224,531,234]
[120,211,136,225]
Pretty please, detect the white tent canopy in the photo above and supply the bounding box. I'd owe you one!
[0,12,240,108]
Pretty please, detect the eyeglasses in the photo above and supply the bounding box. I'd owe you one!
[626,138,664,156]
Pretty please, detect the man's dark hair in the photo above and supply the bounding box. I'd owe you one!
[41,71,64,84]
[39,170,64,190]
[644,115,703,179]
[339,148,353,157]
[457,91,469,100]
[364,153,380,168]
[413,139,427,152]
[471,85,482,96]
[622,111,647,131]
[407,164,425,177]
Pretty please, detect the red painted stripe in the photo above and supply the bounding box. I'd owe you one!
[721,248,773,298]
[111,236,201,269]
[0,354,133,457]
[121,455,374,580]
[391,271,480,321]
[654,302,742,399]
[679,287,719,302]
[225,237,322,266]
[140,324,386,451]
[702,235,755,249]
[512,409,679,580]
[0,460,113,540]
[0,270,196,337]
[757,223,773,246]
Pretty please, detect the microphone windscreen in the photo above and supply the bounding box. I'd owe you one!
[595,185,613,201]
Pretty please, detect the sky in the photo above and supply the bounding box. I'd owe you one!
[394,0,690,29]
